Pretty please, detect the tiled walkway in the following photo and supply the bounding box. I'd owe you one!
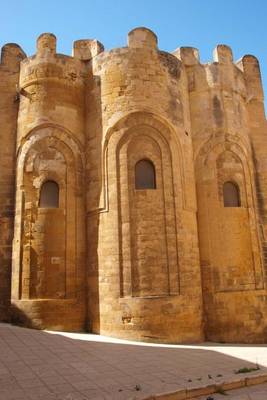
[0,323,267,399]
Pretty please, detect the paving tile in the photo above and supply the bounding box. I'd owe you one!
[41,374,68,385]
[24,386,53,399]
[70,380,99,390]
[17,378,45,388]
[1,324,267,400]
[48,383,77,394]
[33,395,58,400]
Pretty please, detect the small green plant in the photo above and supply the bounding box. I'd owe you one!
[235,365,260,374]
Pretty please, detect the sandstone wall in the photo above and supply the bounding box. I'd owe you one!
[86,28,203,343]
[179,45,267,342]
[11,34,87,331]
[1,27,266,343]
[0,44,25,320]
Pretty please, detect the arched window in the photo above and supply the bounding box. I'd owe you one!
[39,180,59,208]
[135,159,156,190]
[223,181,240,207]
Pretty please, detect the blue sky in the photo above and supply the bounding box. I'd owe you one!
[1,0,266,109]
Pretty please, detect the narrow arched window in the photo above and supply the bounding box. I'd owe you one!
[223,181,240,207]
[135,159,156,190]
[39,180,59,208]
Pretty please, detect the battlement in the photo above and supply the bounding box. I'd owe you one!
[0,43,26,71]
[36,33,105,61]
[37,33,56,57]
[173,43,260,67]
[0,28,263,87]
[174,47,200,65]
[0,28,264,141]
[73,39,104,60]
[236,54,264,101]
[128,27,158,49]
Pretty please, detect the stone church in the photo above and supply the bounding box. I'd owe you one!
[0,27,267,343]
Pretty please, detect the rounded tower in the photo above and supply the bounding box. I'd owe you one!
[179,44,267,342]
[11,34,87,331]
[86,28,204,342]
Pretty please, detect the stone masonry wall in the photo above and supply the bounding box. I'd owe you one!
[86,28,203,343]
[11,34,87,331]
[180,45,267,342]
[0,44,25,321]
[0,28,266,343]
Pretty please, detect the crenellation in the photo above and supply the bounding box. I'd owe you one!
[36,33,57,57]
[73,39,104,60]
[173,46,200,66]
[237,55,265,102]
[213,44,233,64]
[0,43,26,70]
[128,27,158,49]
[0,28,266,343]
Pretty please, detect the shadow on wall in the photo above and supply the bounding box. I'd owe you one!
[9,303,34,328]
[85,64,103,334]
[0,323,267,400]
[0,213,16,322]
[0,299,11,323]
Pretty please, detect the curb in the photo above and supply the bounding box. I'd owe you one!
[142,372,267,399]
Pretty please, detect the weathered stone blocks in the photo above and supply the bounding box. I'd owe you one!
[0,28,266,343]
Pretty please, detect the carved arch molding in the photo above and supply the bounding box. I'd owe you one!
[105,112,187,298]
[13,126,85,300]
[195,135,264,292]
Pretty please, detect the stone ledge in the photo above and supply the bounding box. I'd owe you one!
[142,372,267,400]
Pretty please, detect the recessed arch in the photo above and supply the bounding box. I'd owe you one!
[114,124,180,297]
[103,111,187,211]
[12,125,86,302]
[194,136,264,294]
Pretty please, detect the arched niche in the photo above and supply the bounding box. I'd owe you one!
[12,127,85,301]
[115,125,180,298]
[195,137,263,292]
[39,180,59,208]
[135,159,156,190]
[223,181,240,207]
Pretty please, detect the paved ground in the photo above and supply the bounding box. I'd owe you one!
[0,323,267,400]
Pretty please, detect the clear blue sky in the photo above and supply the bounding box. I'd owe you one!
[1,0,266,109]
